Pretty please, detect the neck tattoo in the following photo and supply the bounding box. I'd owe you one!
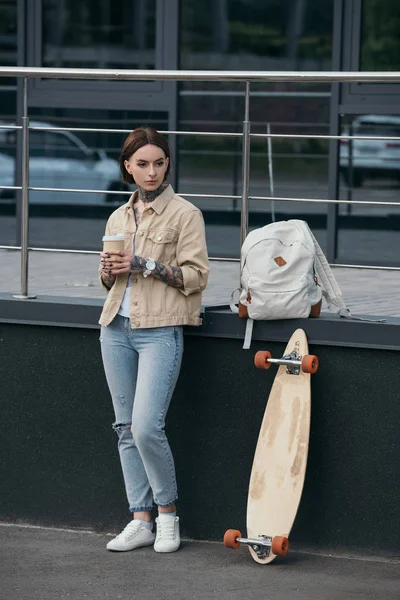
[137,183,167,204]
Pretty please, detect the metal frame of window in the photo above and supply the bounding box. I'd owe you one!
[326,0,400,262]
[24,0,179,110]
[8,0,400,268]
[14,0,179,243]
[326,0,344,262]
[341,0,400,112]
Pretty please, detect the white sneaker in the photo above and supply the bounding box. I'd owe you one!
[106,520,155,552]
[154,515,180,553]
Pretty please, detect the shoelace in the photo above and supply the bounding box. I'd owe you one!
[157,518,176,540]
[117,520,143,541]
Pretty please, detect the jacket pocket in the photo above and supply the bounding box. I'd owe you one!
[146,229,179,262]
[147,230,178,244]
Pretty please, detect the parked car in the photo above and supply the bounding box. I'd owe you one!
[0,121,130,204]
[339,115,400,187]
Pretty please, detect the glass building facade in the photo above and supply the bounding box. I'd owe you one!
[0,0,399,266]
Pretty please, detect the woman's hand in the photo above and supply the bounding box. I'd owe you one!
[100,251,145,276]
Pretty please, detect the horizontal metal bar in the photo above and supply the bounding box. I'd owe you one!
[1,67,400,83]
[0,125,22,130]
[29,186,131,195]
[331,263,400,271]
[28,247,99,255]
[28,186,241,200]
[26,125,400,143]
[30,125,135,135]
[178,193,241,200]
[252,133,400,142]
[7,186,400,207]
[207,257,240,262]
[180,150,325,159]
[180,90,331,98]
[1,246,398,270]
[0,245,239,262]
[30,125,242,138]
[181,119,329,129]
[1,184,241,201]
[249,195,400,207]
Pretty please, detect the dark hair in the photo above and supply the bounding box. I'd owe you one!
[118,127,171,184]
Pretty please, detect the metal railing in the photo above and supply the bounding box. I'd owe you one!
[1,67,400,299]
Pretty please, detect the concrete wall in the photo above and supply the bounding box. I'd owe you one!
[0,301,399,557]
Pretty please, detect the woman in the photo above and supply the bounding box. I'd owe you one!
[99,127,209,554]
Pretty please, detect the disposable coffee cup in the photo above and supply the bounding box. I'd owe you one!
[102,234,125,253]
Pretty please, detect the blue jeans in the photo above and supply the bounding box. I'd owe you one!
[100,315,183,512]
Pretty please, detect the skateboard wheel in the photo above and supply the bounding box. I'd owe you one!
[301,354,319,374]
[254,351,272,370]
[223,529,242,549]
[271,536,289,556]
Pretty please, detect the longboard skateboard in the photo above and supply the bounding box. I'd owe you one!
[224,328,318,564]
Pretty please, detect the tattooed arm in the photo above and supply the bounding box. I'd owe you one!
[102,252,184,289]
[101,207,209,294]
[130,256,184,289]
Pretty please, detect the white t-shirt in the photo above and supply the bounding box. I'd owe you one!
[117,275,131,317]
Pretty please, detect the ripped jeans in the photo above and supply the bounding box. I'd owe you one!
[100,315,183,512]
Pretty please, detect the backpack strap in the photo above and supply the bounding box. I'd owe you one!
[243,318,254,350]
[230,289,254,349]
[302,222,386,323]
[230,289,240,314]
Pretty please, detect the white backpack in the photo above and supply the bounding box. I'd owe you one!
[230,219,383,349]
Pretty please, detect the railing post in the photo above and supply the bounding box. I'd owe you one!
[267,122,276,222]
[240,81,251,248]
[232,118,240,211]
[13,77,36,300]
[346,121,353,215]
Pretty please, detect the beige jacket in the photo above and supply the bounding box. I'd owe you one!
[99,185,209,328]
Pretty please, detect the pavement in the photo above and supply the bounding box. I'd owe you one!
[0,524,399,600]
[0,248,399,318]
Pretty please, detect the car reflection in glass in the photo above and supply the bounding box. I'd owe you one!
[340,115,400,188]
[0,121,131,205]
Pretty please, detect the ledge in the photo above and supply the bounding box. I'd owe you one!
[1,293,399,351]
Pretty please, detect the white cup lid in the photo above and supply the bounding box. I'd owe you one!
[102,235,125,241]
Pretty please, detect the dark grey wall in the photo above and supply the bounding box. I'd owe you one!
[0,317,398,557]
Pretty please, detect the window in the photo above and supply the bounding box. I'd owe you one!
[0,0,17,67]
[27,0,177,108]
[42,0,157,69]
[360,0,400,71]
[0,0,17,120]
[180,0,333,76]
[178,0,334,221]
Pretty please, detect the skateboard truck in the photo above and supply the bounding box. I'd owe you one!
[254,349,319,375]
[224,530,289,558]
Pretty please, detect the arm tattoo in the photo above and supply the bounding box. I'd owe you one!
[153,262,184,289]
[130,256,147,271]
[101,271,116,290]
[129,256,184,289]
